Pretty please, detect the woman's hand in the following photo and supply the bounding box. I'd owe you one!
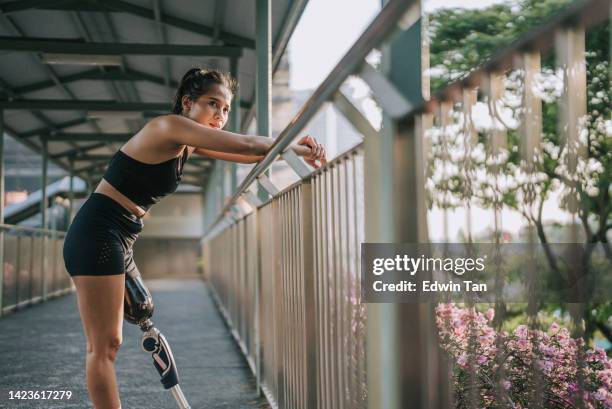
[296,135,327,169]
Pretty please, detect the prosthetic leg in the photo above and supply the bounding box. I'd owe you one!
[124,268,191,409]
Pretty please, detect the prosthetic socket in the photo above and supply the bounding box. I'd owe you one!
[124,268,191,409]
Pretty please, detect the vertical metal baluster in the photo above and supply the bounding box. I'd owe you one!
[295,188,301,409]
[345,157,355,407]
[462,88,478,243]
[316,174,327,409]
[29,235,34,304]
[280,195,288,408]
[288,191,296,409]
[439,101,452,242]
[354,151,366,408]
[296,188,303,409]
[298,187,306,409]
[556,25,587,174]
[15,235,21,308]
[303,180,318,409]
[312,176,322,409]
[339,160,349,408]
[323,169,332,409]
[292,190,298,409]
[331,165,341,409]
[298,187,304,409]
[519,51,543,168]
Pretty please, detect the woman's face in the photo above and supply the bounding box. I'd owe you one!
[182,83,232,129]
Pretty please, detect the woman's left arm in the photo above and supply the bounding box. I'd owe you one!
[194,135,327,167]
[192,148,265,163]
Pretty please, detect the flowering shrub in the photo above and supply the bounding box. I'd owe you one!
[435,303,612,408]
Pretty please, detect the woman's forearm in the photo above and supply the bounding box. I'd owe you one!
[289,142,311,156]
[247,135,275,155]
[247,136,312,157]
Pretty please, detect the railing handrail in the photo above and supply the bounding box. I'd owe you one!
[204,0,609,241]
[426,0,609,109]
[202,0,421,240]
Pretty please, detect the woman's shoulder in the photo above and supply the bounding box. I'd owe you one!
[125,116,186,161]
[143,114,183,134]
[142,114,199,145]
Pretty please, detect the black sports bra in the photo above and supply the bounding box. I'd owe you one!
[102,146,189,212]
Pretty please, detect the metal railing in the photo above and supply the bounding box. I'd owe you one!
[202,0,610,408]
[0,224,73,316]
[204,147,367,408]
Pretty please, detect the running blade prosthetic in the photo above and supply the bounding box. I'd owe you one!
[124,268,191,409]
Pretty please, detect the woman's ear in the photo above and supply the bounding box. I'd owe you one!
[181,95,192,115]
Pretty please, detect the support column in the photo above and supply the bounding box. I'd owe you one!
[366,1,447,408]
[68,155,75,223]
[0,110,5,315]
[256,0,271,204]
[40,136,48,300]
[229,56,241,194]
[41,137,48,230]
[201,175,207,237]
[86,174,93,196]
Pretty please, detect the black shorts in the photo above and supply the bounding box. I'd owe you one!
[63,192,144,277]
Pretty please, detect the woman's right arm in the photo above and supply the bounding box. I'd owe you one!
[146,114,273,156]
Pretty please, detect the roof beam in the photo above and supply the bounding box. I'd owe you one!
[1,94,251,110]
[12,67,252,109]
[51,142,109,159]
[97,0,254,48]
[0,0,255,48]
[0,0,70,14]
[1,14,108,143]
[12,68,167,95]
[12,68,100,95]
[20,117,90,138]
[45,132,131,142]
[0,36,243,57]
[0,99,170,111]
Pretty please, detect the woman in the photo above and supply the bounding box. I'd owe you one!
[62,68,326,409]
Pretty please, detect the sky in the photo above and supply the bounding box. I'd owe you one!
[288,0,511,90]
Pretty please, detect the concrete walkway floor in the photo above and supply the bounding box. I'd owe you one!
[0,278,270,409]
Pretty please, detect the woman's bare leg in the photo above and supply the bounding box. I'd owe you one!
[72,275,125,409]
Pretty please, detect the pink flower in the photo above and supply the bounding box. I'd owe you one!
[435,303,612,408]
[549,322,560,334]
[536,359,553,373]
[457,353,468,368]
[538,344,556,355]
[515,325,528,339]
[592,388,606,401]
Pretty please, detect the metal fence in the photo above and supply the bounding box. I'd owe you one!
[0,224,73,316]
[205,147,368,408]
[202,0,609,407]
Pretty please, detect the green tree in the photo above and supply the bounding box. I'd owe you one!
[426,0,611,346]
